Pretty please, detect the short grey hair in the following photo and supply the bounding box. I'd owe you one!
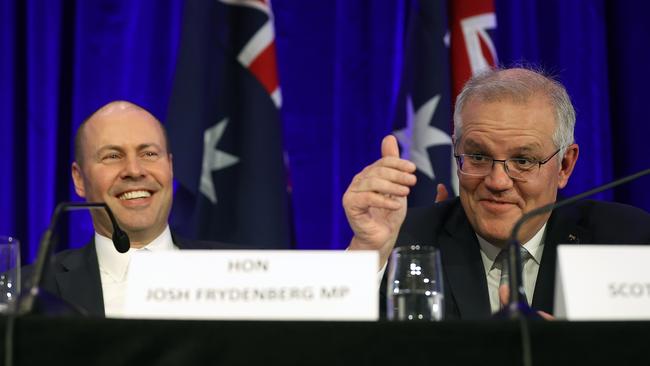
[453,67,575,159]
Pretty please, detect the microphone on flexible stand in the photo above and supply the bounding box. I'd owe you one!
[497,167,650,319]
[18,202,130,315]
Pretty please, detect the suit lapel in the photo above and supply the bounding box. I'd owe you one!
[439,205,491,319]
[532,207,591,313]
[55,240,105,317]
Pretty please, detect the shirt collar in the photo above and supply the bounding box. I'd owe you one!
[477,222,547,273]
[95,225,175,282]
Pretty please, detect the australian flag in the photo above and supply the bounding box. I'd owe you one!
[450,0,499,100]
[393,0,498,205]
[167,0,291,248]
[393,0,457,204]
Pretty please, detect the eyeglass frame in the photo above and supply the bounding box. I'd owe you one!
[454,148,563,182]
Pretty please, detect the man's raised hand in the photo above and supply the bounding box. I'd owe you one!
[343,135,416,267]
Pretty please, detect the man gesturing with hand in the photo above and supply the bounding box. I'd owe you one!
[344,67,650,319]
[343,135,417,269]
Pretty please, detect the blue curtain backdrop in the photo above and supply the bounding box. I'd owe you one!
[1,0,649,264]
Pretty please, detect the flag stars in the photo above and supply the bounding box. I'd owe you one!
[395,94,452,180]
[200,118,240,204]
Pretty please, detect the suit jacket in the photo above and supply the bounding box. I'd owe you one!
[28,234,240,317]
[392,198,650,320]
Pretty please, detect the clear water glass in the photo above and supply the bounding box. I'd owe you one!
[387,245,444,321]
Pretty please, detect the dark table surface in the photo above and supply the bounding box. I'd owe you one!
[1,316,649,366]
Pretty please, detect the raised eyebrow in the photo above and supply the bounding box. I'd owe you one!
[461,139,485,151]
[460,139,545,155]
[460,140,493,156]
[137,143,163,152]
[508,144,543,155]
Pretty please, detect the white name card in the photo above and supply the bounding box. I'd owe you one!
[123,250,378,321]
[555,245,650,320]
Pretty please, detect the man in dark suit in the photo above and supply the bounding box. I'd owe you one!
[343,67,650,319]
[35,100,234,317]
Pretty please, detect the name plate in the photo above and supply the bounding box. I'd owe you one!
[123,250,378,321]
[555,245,650,320]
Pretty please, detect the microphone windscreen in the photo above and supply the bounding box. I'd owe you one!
[112,229,131,253]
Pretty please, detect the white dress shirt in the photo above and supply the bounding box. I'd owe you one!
[478,223,546,314]
[94,226,178,317]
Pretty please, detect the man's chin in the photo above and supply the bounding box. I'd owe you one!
[475,221,515,246]
[120,221,167,239]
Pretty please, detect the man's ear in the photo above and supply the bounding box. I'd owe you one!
[558,143,579,189]
[71,162,87,198]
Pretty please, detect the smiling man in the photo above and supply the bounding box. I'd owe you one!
[344,67,650,319]
[38,101,231,317]
[72,101,174,248]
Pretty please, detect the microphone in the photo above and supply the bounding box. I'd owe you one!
[19,202,130,315]
[501,167,650,319]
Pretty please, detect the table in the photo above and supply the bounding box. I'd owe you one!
[1,316,648,365]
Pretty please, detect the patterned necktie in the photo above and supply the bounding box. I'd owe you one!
[497,247,532,307]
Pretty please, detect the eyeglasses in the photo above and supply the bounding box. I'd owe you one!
[454,148,562,182]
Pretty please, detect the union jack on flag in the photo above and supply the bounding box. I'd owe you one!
[450,0,499,101]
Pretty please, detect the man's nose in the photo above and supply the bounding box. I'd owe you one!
[121,156,146,178]
[484,160,513,190]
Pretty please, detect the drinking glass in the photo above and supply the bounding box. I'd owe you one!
[0,236,20,313]
[387,245,444,321]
